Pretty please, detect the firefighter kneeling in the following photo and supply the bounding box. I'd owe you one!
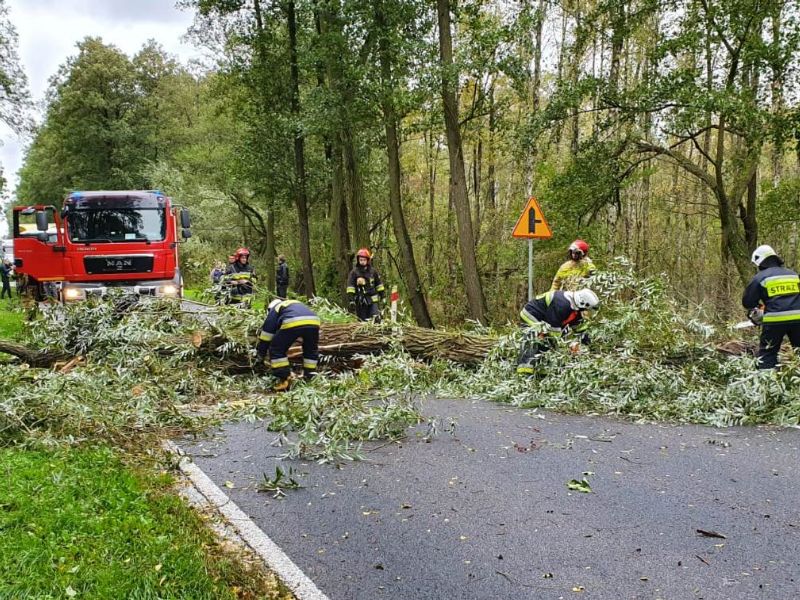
[517,288,599,375]
[256,299,321,392]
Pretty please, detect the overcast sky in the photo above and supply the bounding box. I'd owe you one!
[0,0,202,198]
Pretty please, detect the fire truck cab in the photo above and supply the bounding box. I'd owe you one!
[13,190,191,302]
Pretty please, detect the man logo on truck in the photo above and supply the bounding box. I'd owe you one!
[107,259,133,270]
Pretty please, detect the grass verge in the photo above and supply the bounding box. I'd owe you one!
[0,445,291,600]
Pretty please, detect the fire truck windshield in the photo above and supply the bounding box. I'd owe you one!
[66,208,166,243]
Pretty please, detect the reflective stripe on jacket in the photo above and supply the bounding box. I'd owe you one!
[519,290,586,332]
[259,300,321,342]
[743,265,800,324]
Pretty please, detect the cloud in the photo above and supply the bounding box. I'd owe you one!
[0,0,202,205]
[20,0,189,24]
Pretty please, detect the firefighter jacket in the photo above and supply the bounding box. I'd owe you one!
[346,265,385,305]
[258,300,321,347]
[225,262,256,289]
[520,290,588,333]
[742,264,800,324]
[276,261,289,286]
[550,257,596,291]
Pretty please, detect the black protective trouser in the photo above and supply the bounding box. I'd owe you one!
[1,280,10,299]
[516,328,557,374]
[267,325,320,381]
[758,322,800,369]
[276,283,288,299]
[356,302,381,323]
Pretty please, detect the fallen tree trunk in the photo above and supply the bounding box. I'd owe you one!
[1,323,496,371]
[0,340,73,368]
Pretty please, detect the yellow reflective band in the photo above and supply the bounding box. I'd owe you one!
[281,318,321,329]
[346,286,356,293]
[371,295,380,302]
[762,276,800,297]
[375,284,385,292]
[270,358,290,368]
[259,331,274,341]
[303,359,318,369]
[520,308,538,326]
[517,366,535,374]
[762,312,800,323]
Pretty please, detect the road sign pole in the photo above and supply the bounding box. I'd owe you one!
[528,238,533,301]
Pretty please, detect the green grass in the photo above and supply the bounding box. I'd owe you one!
[0,446,289,599]
[0,302,24,340]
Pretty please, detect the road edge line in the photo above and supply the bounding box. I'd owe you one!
[163,440,329,600]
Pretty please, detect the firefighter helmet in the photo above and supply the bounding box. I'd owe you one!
[356,248,372,260]
[751,244,777,267]
[268,299,282,311]
[235,247,250,258]
[573,288,599,310]
[569,239,590,258]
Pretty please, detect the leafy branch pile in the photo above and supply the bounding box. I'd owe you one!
[2,260,797,457]
[431,259,800,427]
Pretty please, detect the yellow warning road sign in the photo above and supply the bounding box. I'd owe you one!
[512,196,552,239]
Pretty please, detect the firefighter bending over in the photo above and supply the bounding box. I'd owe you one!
[517,288,599,375]
[742,244,800,369]
[551,239,596,291]
[225,247,256,304]
[256,298,321,392]
[347,248,385,323]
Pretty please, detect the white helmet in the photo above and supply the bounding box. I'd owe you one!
[751,244,777,267]
[572,288,599,310]
[268,299,282,311]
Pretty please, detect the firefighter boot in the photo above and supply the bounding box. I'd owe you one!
[273,378,291,393]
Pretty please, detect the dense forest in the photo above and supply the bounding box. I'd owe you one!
[9,0,800,325]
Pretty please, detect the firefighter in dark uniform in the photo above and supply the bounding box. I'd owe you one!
[256,298,321,392]
[517,288,599,374]
[742,244,800,369]
[225,247,256,304]
[346,248,385,323]
[276,254,289,299]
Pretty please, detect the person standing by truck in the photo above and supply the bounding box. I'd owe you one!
[1,259,12,299]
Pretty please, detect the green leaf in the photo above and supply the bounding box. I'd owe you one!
[567,478,592,493]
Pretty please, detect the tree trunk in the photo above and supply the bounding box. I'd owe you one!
[436,0,487,323]
[375,0,434,327]
[286,0,316,296]
[265,207,276,293]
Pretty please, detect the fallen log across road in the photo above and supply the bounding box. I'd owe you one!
[0,323,498,371]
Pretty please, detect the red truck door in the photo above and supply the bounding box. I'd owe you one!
[12,206,67,282]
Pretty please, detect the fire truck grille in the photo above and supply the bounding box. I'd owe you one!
[84,255,154,275]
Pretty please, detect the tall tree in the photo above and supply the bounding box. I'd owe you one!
[436,0,487,323]
[373,0,434,327]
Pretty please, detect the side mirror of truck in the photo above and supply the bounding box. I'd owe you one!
[181,228,192,239]
[36,211,48,231]
[180,208,191,229]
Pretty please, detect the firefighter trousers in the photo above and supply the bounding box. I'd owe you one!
[356,302,381,323]
[268,325,320,381]
[758,322,800,369]
[517,328,557,374]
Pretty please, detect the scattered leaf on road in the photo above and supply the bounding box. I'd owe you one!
[696,529,726,539]
[567,478,592,493]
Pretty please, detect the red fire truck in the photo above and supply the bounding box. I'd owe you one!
[12,190,191,302]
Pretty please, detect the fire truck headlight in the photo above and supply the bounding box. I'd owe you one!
[158,284,179,297]
[63,287,85,301]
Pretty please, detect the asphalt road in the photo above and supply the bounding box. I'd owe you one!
[177,398,800,600]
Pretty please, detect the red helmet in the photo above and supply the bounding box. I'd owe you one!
[356,248,372,260]
[235,247,250,258]
[569,239,589,257]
